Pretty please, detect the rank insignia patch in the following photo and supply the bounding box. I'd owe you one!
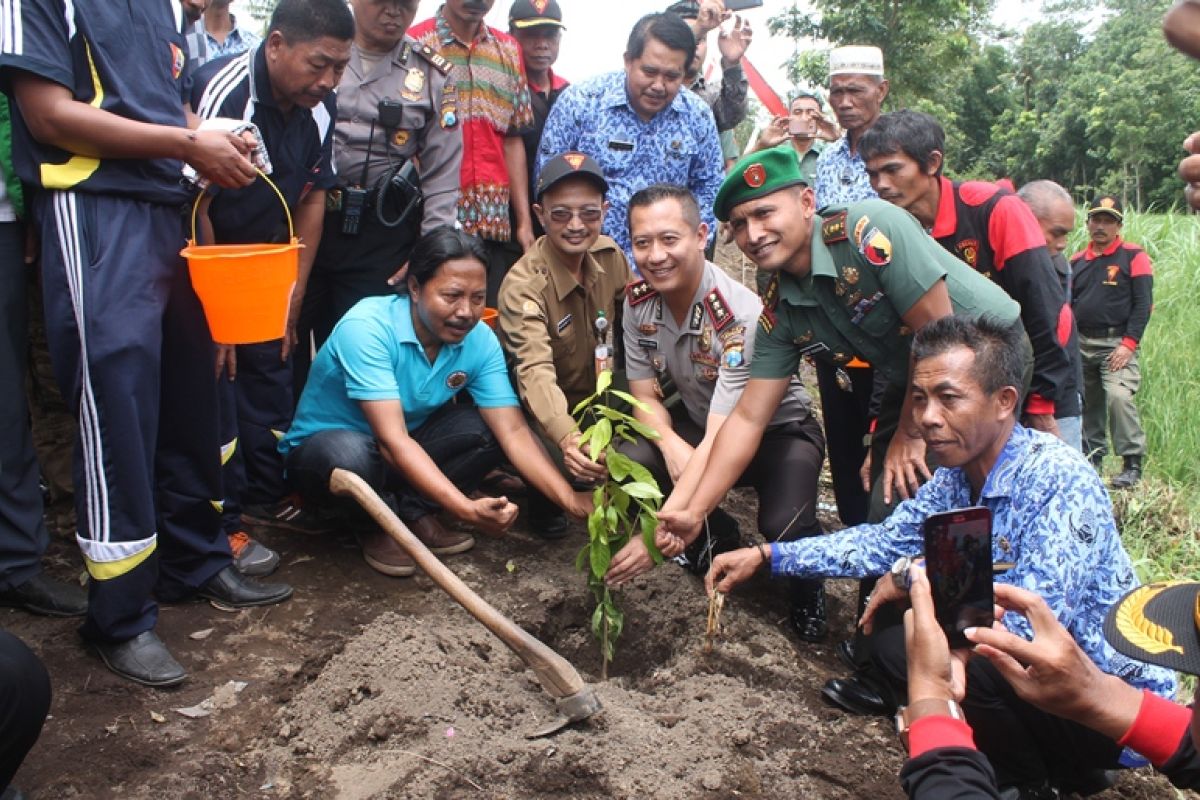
[702,288,735,331]
[556,314,573,332]
[626,280,658,306]
[822,211,848,244]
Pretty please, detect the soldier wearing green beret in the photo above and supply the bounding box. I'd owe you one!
[657,144,1023,547]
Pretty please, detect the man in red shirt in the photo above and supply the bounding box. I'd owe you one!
[508,0,569,239]
[1070,195,1152,488]
[859,110,1078,440]
[411,0,536,304]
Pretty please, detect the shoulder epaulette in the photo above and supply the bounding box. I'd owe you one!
[702,287,735,332]
[761,273,780,311]
[626,279,658,307]
[822,211,848,244]
[414,43,452,76]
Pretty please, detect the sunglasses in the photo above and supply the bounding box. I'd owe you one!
[547,206,603,224]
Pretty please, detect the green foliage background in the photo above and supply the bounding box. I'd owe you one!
[771,0,1200,210]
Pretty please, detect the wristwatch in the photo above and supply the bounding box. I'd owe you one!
[890,556,914,591]
[895,698,964,750]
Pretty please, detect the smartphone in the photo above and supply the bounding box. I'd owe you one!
[724,0,764,10]
[923,506,994,648]
[788,116,816,138]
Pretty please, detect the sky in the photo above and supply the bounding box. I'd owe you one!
[231,0,1043,102]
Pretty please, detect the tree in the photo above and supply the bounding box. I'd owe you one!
[769,0,996,106]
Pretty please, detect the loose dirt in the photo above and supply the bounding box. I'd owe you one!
[3,244,1185,798]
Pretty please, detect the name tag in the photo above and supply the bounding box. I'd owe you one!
[637,338,658,350]
[608,139,634,151]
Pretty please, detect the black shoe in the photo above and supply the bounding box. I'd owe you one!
[1111,456,1142,489]
[1,786,28,800]
[0,573,88,617]
[529,508,570,540]
[821,675,892,717]
[197,566,293,610]
[93,630,186,688]
[789,580,828,642]
[998,783,1060,800]
[835,639,857,671]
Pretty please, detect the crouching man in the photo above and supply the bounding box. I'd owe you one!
[279,226,591,576]
[497,152,631,539]
[603,184,828,640]
[697,315,1176,797]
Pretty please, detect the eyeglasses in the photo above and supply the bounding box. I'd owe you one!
[547,206,603,224]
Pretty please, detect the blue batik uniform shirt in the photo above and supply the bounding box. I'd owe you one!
[814,134,876,211]
[771,424,1177,699]
[536,70,724,262]
[279,295,519,455]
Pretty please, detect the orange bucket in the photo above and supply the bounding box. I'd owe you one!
[181,170,304,344]
[481,307,499,330]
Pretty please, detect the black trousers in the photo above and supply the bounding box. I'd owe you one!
[0,221,48,590]
[217,340,294,534]
[284,405,503,522]
[294,208,418,397]
[619,411,825,539]
[0,630,49,791]
[869,621,1122,789]
[815,361,874,527]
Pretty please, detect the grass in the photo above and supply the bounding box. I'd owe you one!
[1076,210,1200,582]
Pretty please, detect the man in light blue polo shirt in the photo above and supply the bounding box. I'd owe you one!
[281,226,591,576]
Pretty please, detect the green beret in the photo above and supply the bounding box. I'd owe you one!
[714,145,809,222]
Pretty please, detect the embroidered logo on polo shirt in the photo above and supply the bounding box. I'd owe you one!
[956,238,980,269]
[170,43,185,80]
[446,371,468,389]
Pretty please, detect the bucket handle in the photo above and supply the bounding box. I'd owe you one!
[189,167,294,245]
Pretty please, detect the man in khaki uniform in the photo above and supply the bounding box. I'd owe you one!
[498,152,631,537]
[295,0,464,394]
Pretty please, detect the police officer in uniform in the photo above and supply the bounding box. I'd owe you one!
[656,146,1022,714]
[604,183,828,640]
[497,153,630,538]
[295,0,464,392]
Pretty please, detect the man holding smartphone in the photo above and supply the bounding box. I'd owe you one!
[700,315,1174,798]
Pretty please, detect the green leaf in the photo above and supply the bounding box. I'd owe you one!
[605,450,635,482]
[575,543,590,573]
[609,389,651,413]
[641,512,664,566]
[622,481,663,500]
[588,417,612,460]
[610,486,630,517]
[593,486,605,508]
[621,415,662,442]
[590,538,612,579]
[572,393,597,416]
[625,459,657,488]
[595,369,613,396]
[591,604,604,639]
[605,505,619,535]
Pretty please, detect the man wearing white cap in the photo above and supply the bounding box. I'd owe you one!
[815,45,889,209]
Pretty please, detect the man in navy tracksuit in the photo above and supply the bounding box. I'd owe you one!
[191,0,353,575]
[860,110,1079,439]
[0,0,292,688]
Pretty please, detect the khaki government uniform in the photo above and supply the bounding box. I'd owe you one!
[497,235,631,445]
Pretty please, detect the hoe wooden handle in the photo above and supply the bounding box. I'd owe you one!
[329,468,586,700]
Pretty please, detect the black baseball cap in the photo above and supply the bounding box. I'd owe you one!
[1087,194,1124,221]
[509,0,565,29]
[535,152,608,201]
[1105,581,1200,675]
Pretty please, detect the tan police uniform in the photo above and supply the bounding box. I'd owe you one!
[332,38,463,231]
[620,260,825,540]
[497,234,630,446]
[296,37,466,395]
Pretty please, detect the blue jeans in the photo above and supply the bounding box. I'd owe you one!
[284,404,503,522]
